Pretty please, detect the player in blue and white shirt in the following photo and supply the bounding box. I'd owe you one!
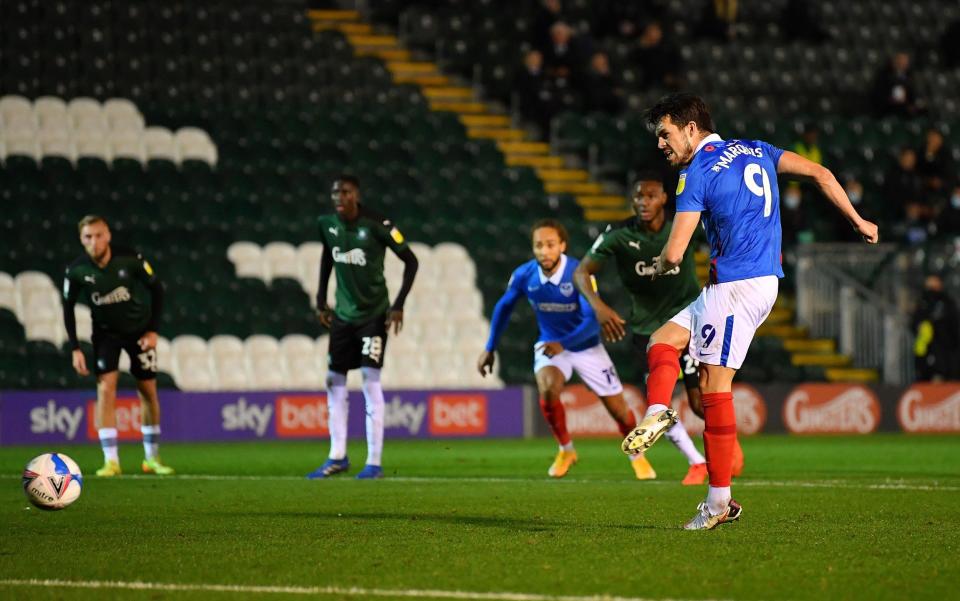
[477,219,656,480]
[620,93,879,530]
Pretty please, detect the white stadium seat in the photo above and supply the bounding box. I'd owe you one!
[103,98,141,127]
[244,335,279,360]
[226,241,265,280]
[155,337,173,373]
[108,113,145,133]
[67,97,103,127]
[432,242,471,264]
[25,319,63,345]
[249,355,287,390]
[208,335,245,358]
[75,136,111,162]
[0,273,16,311]
[143,126,179,163]
[0,95,32,123]
[2,137,39,161]
[40,138,75,162]
[175,363,215,391]
[109,133,145,163]
[263,242,299,281]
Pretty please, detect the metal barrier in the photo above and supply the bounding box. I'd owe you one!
[797,246,914,385]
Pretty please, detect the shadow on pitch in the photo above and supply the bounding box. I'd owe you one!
[224,510,672,531]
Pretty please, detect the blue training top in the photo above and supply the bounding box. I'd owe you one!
[484,254,601,353]
[676,134,786,284]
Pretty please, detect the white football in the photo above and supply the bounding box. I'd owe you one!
[22,453,83,510]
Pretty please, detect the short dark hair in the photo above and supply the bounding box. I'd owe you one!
[334,174,360,188]
[646,93,715,134]
[530,218,568,243]
[77,214,109,234]
[632,169,666,189]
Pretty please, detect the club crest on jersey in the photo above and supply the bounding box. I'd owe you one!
[559,282,575,297]
[357,228,368,240]
[118,269,127,278]
[676,173,686,195]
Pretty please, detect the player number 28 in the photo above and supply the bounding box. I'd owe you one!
[744,163,772,217]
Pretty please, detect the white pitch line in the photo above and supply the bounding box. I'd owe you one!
[0,578,730,601]
[2,473,957,491]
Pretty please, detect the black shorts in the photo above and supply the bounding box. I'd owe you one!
[91,330,158,380]
[633,334,699,391]
[328,313,388,373]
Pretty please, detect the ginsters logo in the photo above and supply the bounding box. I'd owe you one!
[897,384,960,433]
[91,286,131,305]
[332,247,366,265]
[783,384,881,434]
[560,384,621,437]
[678,384,767,436]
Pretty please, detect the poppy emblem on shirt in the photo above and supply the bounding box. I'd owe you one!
[559,282,575,297]
[704,145,716,152]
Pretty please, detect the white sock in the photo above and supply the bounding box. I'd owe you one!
[361,367,384,466]
[141,424,160,460]
[326,371,349,460]
[98,428,119,463]
[560,442,575,452]
[644,403,669,417]
[665,421,706,465]
[707,485,731,515]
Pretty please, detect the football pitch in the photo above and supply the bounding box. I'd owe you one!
[0,435,957,601]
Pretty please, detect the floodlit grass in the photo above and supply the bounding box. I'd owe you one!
[0,435,957,600]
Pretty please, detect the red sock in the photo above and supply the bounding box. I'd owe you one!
[616,409,637,437]
[539,397,571,446]
[646,343,680,408]
[702,391,737,487]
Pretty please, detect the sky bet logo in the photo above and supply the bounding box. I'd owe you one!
[221,398,273,437]
[30,400,84,440]
[275,395,329,438]
[428,394,487,436]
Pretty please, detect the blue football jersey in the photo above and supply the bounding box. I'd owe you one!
[676,135,785,283]
[485,254,601,353]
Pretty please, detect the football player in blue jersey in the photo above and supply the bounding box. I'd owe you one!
[621,93,879,529]
[477,219,656,480]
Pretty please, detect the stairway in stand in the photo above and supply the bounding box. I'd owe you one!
[307,9,632,223]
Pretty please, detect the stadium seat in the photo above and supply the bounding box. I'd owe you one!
[0,273,16,312]
[227,241,265,280]
[262,241,298,281]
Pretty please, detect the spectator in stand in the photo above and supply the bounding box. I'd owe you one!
[696,0,738,41]
[532,0,565,52]
[941,19,960,69]
[782,124,823,242]
[871,52,921,117]
[916,128,953,204]
[582,52,623,115]
[881,147,926,229]
[780,0,828,42]
[541,21,592,84]
[912,273,960,381]
[515,49,552,135]
[793,123,822,164]
[632,19,682,89]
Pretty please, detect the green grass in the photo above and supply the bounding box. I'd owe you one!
[0,435,958,601]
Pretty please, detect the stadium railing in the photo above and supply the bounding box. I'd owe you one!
[796,246,914,385]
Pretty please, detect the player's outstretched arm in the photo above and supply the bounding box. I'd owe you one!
[657,212,701,273]
[777,150,879,243]
[573,257,626,342]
